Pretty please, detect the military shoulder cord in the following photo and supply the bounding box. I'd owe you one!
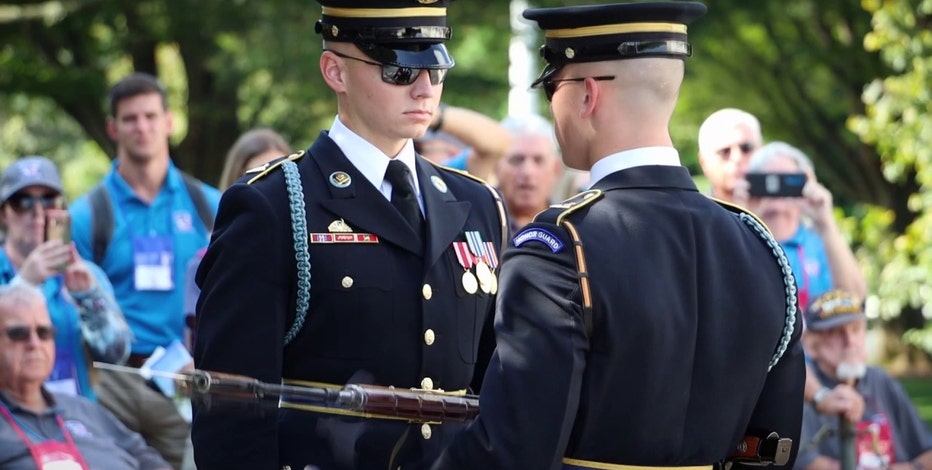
[738,213,798,371]
[282,160,311,346]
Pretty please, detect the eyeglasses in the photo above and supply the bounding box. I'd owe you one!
[325,49,448,86]
[5,193,64,214]
[4,325,56,342]
[715,142,756,161]
[542,75,615,101]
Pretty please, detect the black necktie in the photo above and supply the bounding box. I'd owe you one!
[385,160,425,239]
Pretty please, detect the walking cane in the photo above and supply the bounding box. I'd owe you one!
[837,362,866,470]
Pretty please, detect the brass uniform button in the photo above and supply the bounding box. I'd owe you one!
[420,377,433,390]
[422,284,433,300]
[282,466,291,470]
[421,423,432,440]
[424,329,435,346]
[341,276,354,288]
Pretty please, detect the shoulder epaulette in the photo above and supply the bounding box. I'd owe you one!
[427,160,491,185]
[246,151,306,184]
[428,161,508,254]
[534,190,604,226]
[709,196,773,236]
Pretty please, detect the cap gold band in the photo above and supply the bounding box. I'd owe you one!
[546,22,686,39]
[322,6,447,18]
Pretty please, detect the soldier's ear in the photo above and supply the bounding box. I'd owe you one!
[320,51,349,93]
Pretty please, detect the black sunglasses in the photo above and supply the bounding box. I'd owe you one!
[5,325,56,342]
[715,142,756,160]
[542,75,616,101]
[5,193,64,214]
[325,49,448,86]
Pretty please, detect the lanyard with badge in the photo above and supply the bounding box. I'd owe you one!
[0,401,90,470]
[123,190,179,291]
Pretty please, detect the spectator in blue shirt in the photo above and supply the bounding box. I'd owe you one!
[740,142,866,308]
[0,156,131,402]
[67,72,219,470]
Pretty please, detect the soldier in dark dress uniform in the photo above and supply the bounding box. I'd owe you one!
[191,1,506,469]
[432,2,806,470]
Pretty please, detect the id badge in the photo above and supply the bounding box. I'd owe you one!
[133,236,174,291]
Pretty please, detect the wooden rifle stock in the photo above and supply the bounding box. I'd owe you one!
[185,370,479,423]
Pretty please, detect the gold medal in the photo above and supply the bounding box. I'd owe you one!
[475,261,492,294]
[462,271,478,294]
[489,272,498,295]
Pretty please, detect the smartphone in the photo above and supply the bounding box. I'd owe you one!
[746,172,807,198]
[44,210,72,244]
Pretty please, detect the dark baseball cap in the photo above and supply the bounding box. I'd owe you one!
[0,156,64,204]
[805,290,866,331]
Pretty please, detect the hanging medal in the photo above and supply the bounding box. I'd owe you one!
[483,240,500,295]
[466,231,493,294]
[453,241,478,294]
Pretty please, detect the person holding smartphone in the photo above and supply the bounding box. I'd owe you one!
[0,156,132,401]
[736,142,867,309]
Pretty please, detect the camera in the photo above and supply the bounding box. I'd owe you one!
[746,173,807,198]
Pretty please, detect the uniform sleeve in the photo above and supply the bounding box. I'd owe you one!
[191,182,291,468]
[433,222,589,470]
[736,312,806,470]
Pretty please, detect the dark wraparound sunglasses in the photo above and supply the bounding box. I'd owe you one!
[5,325,56,342]
[542,75,616,101]
[6,193,64,214]
[715,142,756,160]
[325,49,448,86]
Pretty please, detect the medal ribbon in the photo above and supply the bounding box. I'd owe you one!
[453,242,474,270]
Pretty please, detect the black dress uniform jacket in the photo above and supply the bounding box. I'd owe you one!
[433,165,805,469]
[192,132,505,469]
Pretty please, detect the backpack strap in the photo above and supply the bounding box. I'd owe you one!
[89,184,113,267]
[181,173,214,232]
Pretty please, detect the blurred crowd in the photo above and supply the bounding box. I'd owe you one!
[0,59,928,470]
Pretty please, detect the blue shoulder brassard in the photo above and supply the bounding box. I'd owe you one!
[522,190,603,337]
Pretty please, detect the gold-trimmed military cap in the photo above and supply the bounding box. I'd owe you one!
[314,0,456,69]
[523,1,707,87]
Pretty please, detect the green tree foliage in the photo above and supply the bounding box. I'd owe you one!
[848,0,932,354]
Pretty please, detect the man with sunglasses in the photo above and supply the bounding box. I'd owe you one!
[0,282,170,469]
[697,108,764,203]
[432,2,805,469]
[0,156,131,403]
[193,1,506,469]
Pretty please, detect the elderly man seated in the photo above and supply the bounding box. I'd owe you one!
[0,283,170,469]
[796,290,932,470]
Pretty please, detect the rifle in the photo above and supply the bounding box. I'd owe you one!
[93,362,479,424]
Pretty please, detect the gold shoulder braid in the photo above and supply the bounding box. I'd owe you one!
[708,196,772,236]
[246,151,306,184]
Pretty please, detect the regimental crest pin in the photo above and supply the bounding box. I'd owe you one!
[329,171,351,188]
[328,219,353,233]
[430,175,448,193]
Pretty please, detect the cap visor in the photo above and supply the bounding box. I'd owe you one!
[359,43,454,69]
[807,313,865,331]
